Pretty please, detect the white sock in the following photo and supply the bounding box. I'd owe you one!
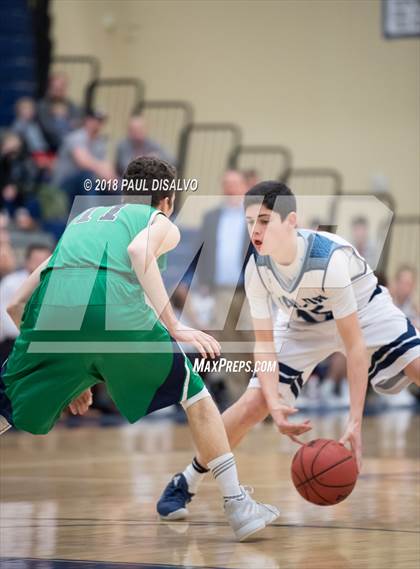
[208,452,243,501]
[183,457,209,494]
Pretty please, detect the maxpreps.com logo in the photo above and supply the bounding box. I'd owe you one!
[193,358,276,374]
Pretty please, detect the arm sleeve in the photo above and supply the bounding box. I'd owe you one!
[67,132,83,153]
[244,256,272,319]
[324,249,358,320]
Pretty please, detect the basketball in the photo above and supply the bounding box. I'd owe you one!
[291,439,358,506]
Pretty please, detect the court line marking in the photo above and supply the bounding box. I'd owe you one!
[2,450,419,471]
[2,472,419,485]
[0,518,418,534]
[1,476,136,483]
[3,470,420,479]
[0,558,223,569]
[0,456,159,469]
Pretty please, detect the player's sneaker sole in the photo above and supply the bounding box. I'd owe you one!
[159,507,188,521]
[235,517,267,541]
[225,487,280,542]
[156,473,194,520]
[0,415,11,436]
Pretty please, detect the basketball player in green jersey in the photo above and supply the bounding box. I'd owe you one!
[0,157,280,541]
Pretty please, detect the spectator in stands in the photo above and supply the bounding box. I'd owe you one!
[0,229,16,279]
[37,72,81,151]
[0,243,51,363]
[390,265,420,328]
[0,132,40,228]
[193,170,253,405]
[115,115,174,176]
[0,215,8,230]
[53,110,115,204]
[12,98,49,154]
[0,133,38,191]
[350,216,377,268]
[197,170,251,291]
[14,208,41,231]
[243,169,260,191]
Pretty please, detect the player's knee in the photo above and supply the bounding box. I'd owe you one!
[241,389,269,424]
[187,392,218,421]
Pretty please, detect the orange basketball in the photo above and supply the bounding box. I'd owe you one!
[291,438,358,506]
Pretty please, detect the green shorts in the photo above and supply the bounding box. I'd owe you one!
[0,270,206,434]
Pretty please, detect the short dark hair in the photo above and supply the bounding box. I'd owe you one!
[352,216,369,226]
[242,168,259,180]
[121,156,177,206]
[244,181,296,220]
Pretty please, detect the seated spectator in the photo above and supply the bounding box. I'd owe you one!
[52,110,115,204]
[350,216,378,268]
[0,229,16,279]
[0,133,41,228]
[115,115,174,176]
[0,243,51,364]
[390,265,420,328]
[242,168,260,191]
[12,98,49,154]
[0,132,38,191]
[14,207,41,232]
[1,184,24,218]
[37,72,82,151]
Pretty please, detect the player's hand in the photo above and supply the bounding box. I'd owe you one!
[270,405,312,444]
[170,323,221,359]
[69,388,93,415]
[339,419,362,473]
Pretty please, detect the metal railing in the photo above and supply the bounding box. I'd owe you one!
[85,77,145,158]
[385,214,419,280]
[52,55,100,107]
[138,100,194,163]
[178,122,242,184]
[284,168,343,231]
[286,167,343,196]
[175,122,243,218]
[228,144,292,182]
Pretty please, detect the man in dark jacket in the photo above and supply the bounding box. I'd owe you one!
[195,170,253,404]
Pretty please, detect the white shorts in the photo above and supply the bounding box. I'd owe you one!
[248,286,420,404]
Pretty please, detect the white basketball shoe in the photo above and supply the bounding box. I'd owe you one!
[224,486,280,541]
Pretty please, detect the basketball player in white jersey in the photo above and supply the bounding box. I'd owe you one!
[157,180,419,519]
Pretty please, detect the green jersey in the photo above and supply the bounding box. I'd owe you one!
[51,203,166,276]
[2,202,205,434]
[36,203,167,329]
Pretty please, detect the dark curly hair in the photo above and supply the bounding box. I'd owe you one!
[121,156,177,206]
[244,181,296,221]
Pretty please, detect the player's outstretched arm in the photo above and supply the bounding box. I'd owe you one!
[6,255,51,328]
[128,215,220,359]
[336,312,369,472]
[253,318,312,442]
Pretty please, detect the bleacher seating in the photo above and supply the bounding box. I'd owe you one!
[0,0,37,127]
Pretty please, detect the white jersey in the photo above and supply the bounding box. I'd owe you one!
[245,229,378,326]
